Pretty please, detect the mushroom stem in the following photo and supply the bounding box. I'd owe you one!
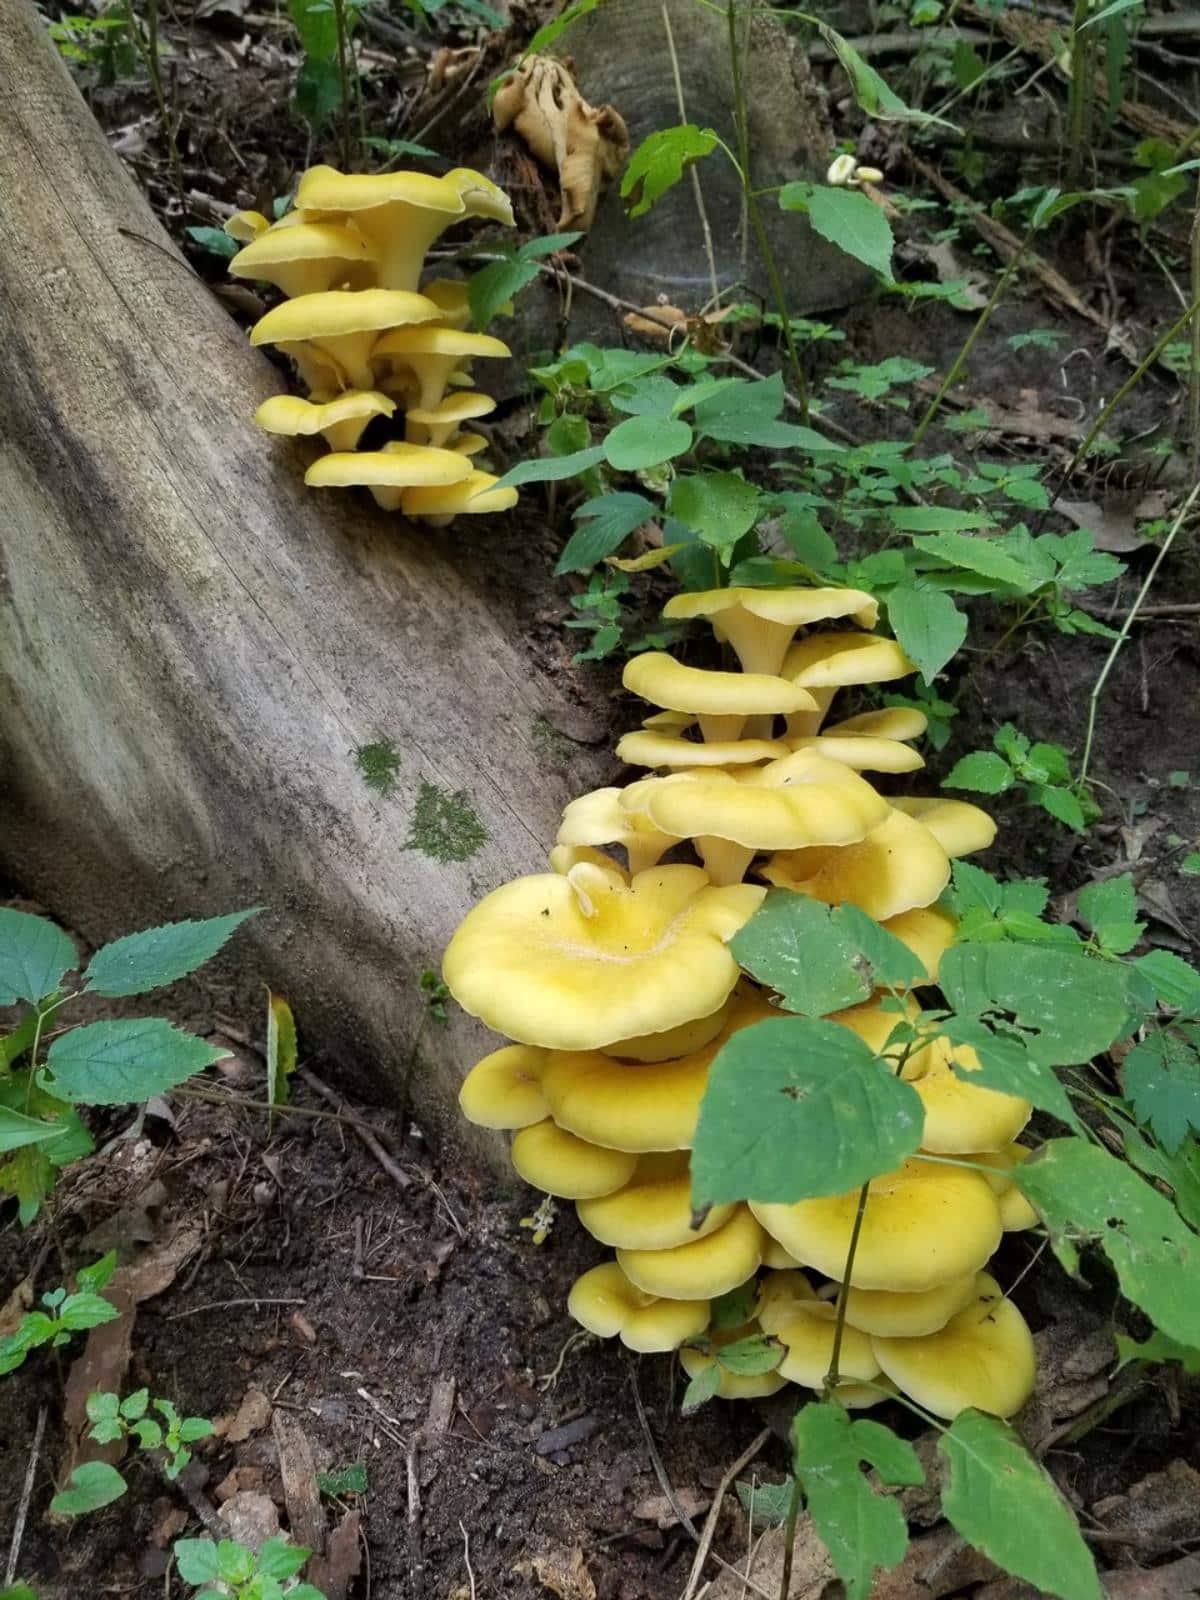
[694,836,755,886]
[714,611,795,678]
[697,713,746,744]
[785,687,836,738]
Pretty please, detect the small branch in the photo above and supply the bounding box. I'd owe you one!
[166,1297,307,1321]
[682,1428,771,1600]
[662,0,722,308]
[5,1404,46,1585]
[298,1067,415,1191]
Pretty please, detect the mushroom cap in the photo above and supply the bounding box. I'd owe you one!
[548,843,623,876]
[754,1268,819,1332]
[418,275,472,328]
[911,1039,1032,1153]
[761,1236,804,1269]
[451,431,490,456]
[827,994,933,1074]
[230,220,376,280]
[663,585,879,631]
[761,807,951,922]
[615,730,791,769]
[618,1205,764,1299]
[826,1272,979,1337]
[458,1044,549,1129]
[773,1299,882,1388]
[679,1328,789,1400]
[405,392,497,429]
[750,1158,1003,1292]
[250,287,441,346]
[556,785,678,872]
[255,390,396,437]
[623,654,818,717]
[891,796,997,857]
[577,1152,736,1249]
[786,734,924,774]
[442,861,764,1050]
[784,632,915,688]
[296,163,514,226]
[567,1261,709,1352]
[305,444,473,490]
[824,707,928,741]
[871,1272,1037,1419]
[605,994,734,1063]
[401,470,519,518]
[225,208,271,241]
[374,326,511,361]
[880,906,958,984]
[968,1145,1039,1231]
[510,1119,637,1199]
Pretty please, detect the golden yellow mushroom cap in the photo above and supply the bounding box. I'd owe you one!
[826,994,934,1074]
[774,1299,882,1388]
[750,1158,1002,1292]
[618,1205,764,1300]
[251,288,441,346]
[304,444,473,490]
[871,1272,1037,1419]
[762,807,951,922]
[911,1039,1032,1154]
[577,1152,736,1250]
[510,1119,637,1199]
[375,326,511,361]
[605,994,733,1062]
[255,390,395,437]
[968,1144,1040,1230]
[824,1272,979,1338]
[401,469,518,519]
[784,632,915,688]
[419,276,472,328]
[556,786,679,876]
[405,392,497,429]
[442,862,763,1051]
[614,729,791,769]
[623,653,818,718]
[567,1260,709,1352]
[458,1044,549,1130]
[881,906,959,983]
[297,163,472,216]
[230,221,377,295]
[786,733,924,773]
[823,707,928,741]
[754,1267,818,1333]
[224,208,271,242]
[661,587,880,676]
[892,795,997,858]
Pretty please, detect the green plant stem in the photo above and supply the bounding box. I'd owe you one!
[130,0,182,195]
[726,0,809,419]
[1190,175,1200,482]
[911,237,1032,446]
[826,1180,870,1392]
[1066,0,1094,186]
[333,0,352,170]
[777,1475,804,1600]
[662,0,722,308]
[1079,479,1200,789]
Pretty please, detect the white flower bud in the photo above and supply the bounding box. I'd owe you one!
[825,154,858,187]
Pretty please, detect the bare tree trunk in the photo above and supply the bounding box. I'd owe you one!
[0,0,606,1160]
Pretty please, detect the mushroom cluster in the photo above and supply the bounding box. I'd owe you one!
[226,167,520,523]
[444,585,1039,1420]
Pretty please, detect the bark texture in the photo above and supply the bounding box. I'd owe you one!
[0,0,607,1158]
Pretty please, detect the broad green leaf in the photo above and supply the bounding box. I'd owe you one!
[257,1539,311,1582]
[490,445,605,491]
[1133,949,1200,1014]
[293,56,342,129]
[776,505,838,568]
[667,472,762,561]
[57,1291,120,1331]
[76,1252,118,1293]
[1077,874,1143,952]
[912,530,1037,590]
[604,415,692,471]
[467,256,540,330]
[793,1402,923,1600]
[185,226,238,260]
[267,991,297,1115]
[681,1359,722,1414]
[556,493,657,575]
[693,371,832,450]
[523,0,601,55]
[84,910,256,999]
[174,1540,220,1585]
[736,1477,794,1528]
[1,1007,41,1068]
[0,1106,73,1154]
[886,583,967,684]
[1123,1028,1200,1154]
[939,943,1142,1063]
[730,893,920,1016]
[120,1388,150,1420]
[709,1281,759,1331]
[620,125,718,218]
[835,905,927,989]
[942,752,1014,796]
[50,1460,127,1517]
[0,909,76,1006]
[41,1018,229,1105]
[892,508,994,534]
[518,231,584,260]
[317,1463,369,1496]
[287,0,338,59]
[1037,784,1088,834]
[216,1542,257,1584]
[87,1391,121,1424]
[718,1334,783,1375]
[1115,1329,1200,1371]
[940,1411,1101,1600]
[815,21,951,126]
[0,1145,58,1226]
[691,1016,924,1207]
[936,1016,1084,1133]
[1016,1137,1200,1345]
[781,183,895,281]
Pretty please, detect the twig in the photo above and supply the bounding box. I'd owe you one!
[682,1428,772,1600]
[5,1405,46,1585]
[166,1297,306,1321]
[409,51,484,147]
[459,1519,477,1600]
[662,0,721,307]
[298,1067,414,1190]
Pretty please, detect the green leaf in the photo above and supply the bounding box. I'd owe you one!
[216,1541,257,1585]
[1078,0,1144,31]
[292,56,343,128]
[693,371,840,450]
[717,1334,783,1375]
[691,1016,924,1207]
[912,530,1037,590]
[174,1540,220,1585]
[522,0,601,54]
[41,1018,229,1105]
[886,583,967,685]
[620,125,718,218]
[120,1388,150,1421]
[814,21,951,126]
[736,1477,794,1527]
[518,231,584,260]
[892,508,994,534]
[681,1359,722,1414]
[287,0,337,59]
[556,493,656,575]
[935,1017,1084,1132]
[57,1291,120,1331]
[1016,1137,1200,1346]
[475,445,607,494]
[1116,1329,1200,1371]
[709,1281,759,1331]
[730,892,920,1016]
[0,910,77,1006]
[185,226,239,260]
[1123,1029,1200,1154]
[131,1418,164,1449]
[87,1391,122,1425]
[781,184,895,281]
[1037,784,1088,834]
[178,1416,215,1442]
[792,1403,923,1600]
[467,257,540,330]
[0,1106,73,1154]
[360,135,439,160]
[317,1463,369,1496]
[604,415,692,471]
[940,1411,1100,1600]
[77,1252,118,1293]
[50,1461,127,1518]
[1133,949,1200,1013]
[256,1538,311,1581]
[942,752,1014,795]
[84,910,256,999]
[1,1008,41,1069]
[0,1583,41,1599]
[667,472,762,561]
[266,991,297,1115]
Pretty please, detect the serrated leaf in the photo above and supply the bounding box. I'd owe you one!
[1116,1328,1200,1371]
[709,1281,759,1331]
[174,1540,220,1584]
[730,893,920,1016]
[942,752,1015,795]
[266,991,297,1116]
[667,471,762,561]
[1037,784,1088,834]
[691,1016,924,1207]
[781,183,895,281]
[620,124,718,217]
[317,1463,369,1496]
[693,371,840,450]
[604,414,693,471]
[815,20,952,126]
[0,910,77,1006]
[1123,1029,1200,1154]
[0,1106,73,1155]
[736,1476,795,1527]
[256,1538,311,1581]
[50,1460,127,1517]
[1133,949,1200,1013]
[1017,1137,1200,1345]
[681,1360,722,1414]
[120,1388,150,1420]
[41,1018,229,1105]
[57,1291,120,1331]
[940,1411,1100,1600]
[719,1333,784,1375]
[490,445,606,492]
[792,1403,923,1600]
[467,256,540,330]
[935,1016,1083,1132]
[912,530,1037,589]
[556,493,656,575]
[84,910,257,999]
[886,583,967,684]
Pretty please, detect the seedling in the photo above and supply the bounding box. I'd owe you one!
[86,1390,215,1479]
[173,1535,326,1598]
[0,1255,118,1376]
[942,722,1097,833]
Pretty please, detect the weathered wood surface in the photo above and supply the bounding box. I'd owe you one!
[0,0,607,1157]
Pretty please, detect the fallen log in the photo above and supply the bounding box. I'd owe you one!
[0,0,607,1159]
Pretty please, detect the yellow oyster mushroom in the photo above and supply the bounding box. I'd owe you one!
[910,1039,1031,1154]
[827,994,935,1076]
[251,288,442,391]
[295,164,514,291]
[871,1272,1037,1420]
[786,734,924,774]
[442,861,763,1051]
[881,906,959,983]
[255,389,396,453]
[577,1152,736,1250]
[823,707,928,742]
[892,795,997,858]
[751,1158,1002,1292]
[402,392,496,447]
[400,469,519,525]
[773,1299,882,1388]
[568,1260,709,1352]
[374,326,511,412]
[510,1119,636,1198]
[556,785,681,876]
[606,993,735,1062]
[783,631,916,690]
[762,807,951,921]
[618,1205,764,1299]
[819,1273,979,1338]
[614,729,791,769]
[661,586,879,676]
[419,276,472,330]
[458,1044,549,1130]
[754,1268,819,1332]
[970,1144,1040,1231]
[305,441,472,512]
[224,208,271,242]
[623,653,818,745]
[547,843,623,876]
[230,220,378,298]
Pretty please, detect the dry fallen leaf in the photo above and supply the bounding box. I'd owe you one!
[632,1486,710,1528]
[513,1545,598,1600]
[307,1509,363,1600]
[0,1274,33,1336]
[493,57,628,231]
[1055,491,1169,554]
[218,1489,281,1551]
[216,1385,274,1444]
